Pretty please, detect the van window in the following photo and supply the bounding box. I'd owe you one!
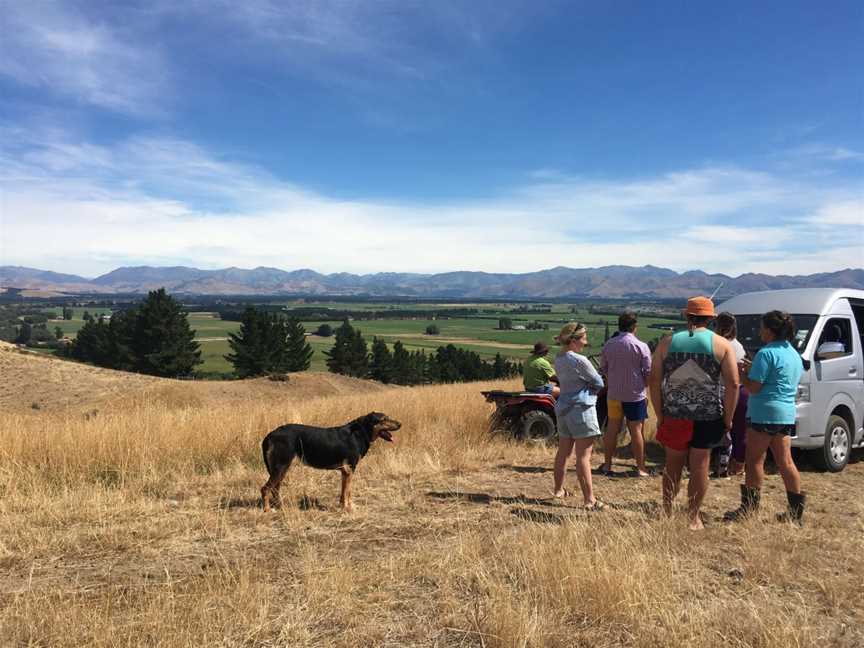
[817,318,853,357]
[734,314,818,356]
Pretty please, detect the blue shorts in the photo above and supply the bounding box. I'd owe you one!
[607,398,648,422]
[526,384,554,395]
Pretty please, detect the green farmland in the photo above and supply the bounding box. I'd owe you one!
[48,303,682,376]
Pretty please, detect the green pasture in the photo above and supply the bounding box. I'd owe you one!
[50,305,682,376]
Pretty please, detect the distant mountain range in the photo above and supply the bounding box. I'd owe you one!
[1,264,863,300]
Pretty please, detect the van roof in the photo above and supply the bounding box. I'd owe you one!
[717,288,864,316]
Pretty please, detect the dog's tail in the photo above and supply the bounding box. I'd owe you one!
[261,435,273,475]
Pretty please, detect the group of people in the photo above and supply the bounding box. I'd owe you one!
[521,296,806,529]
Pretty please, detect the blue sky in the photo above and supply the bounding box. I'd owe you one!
[1,0,862,277]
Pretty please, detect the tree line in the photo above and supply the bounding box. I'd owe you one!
[67,292,520,384]
[323,320,520,385]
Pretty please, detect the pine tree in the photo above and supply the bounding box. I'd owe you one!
[325,320,355,375]
[347,327,369,378]
[15,321,32,344]
[284,318,313,372]
[71,319,112,365]
[368,337,393,383]
[225,307,276,378]
[129,288,202,377]
[391,340,411,384]
[493,352,507,379]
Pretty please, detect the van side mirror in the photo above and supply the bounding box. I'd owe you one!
[816,341,846,360]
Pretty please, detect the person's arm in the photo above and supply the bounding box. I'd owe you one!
[741,352,767,395]
[640,343,652,382]
[717,337,740,430]
[648,336,669,427]
[578,355,605,392]
[542,358,557,383]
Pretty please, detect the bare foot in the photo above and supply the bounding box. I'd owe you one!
[553,488,572,499]
[688,516,705,531]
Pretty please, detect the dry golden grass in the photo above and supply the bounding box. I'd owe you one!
[1,352,863,647]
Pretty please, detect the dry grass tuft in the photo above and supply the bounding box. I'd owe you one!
[1,355,863,646]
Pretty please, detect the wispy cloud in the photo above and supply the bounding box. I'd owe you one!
[1,126,861,278]
[0,2,170,116]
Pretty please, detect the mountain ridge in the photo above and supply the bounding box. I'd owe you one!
[1,264,862,299]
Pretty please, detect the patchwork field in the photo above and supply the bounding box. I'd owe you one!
[1,345,862,646]
[46,303,682,375]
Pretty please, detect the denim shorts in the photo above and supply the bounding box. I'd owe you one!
[557,405,601,439]
[526,384,554,395]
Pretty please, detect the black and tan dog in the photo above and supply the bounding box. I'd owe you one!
[260,412,401,512]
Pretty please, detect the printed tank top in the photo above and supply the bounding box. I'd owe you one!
[661,329,723,421]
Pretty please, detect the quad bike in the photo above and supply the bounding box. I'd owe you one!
[481,356,608,444]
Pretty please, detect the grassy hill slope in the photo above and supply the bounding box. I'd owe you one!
[0,348,862,646]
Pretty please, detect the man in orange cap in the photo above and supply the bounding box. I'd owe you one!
[648,296,740,530]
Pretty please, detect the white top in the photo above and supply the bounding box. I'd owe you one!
[730,338,746,362]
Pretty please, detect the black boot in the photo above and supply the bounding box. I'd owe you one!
[723,484,760,522]
[776,491,806,525]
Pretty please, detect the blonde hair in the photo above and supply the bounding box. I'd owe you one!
[556,322,587,346]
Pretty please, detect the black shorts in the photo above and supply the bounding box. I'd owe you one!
[747,420,795,436]
[690,419,726,449]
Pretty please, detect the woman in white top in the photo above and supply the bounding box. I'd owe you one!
[715,312,748,476]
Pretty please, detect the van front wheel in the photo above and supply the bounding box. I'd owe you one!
[812,415,851,472]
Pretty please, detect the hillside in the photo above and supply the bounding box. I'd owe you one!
[0,341,392,414]
[1,342,862,646]
[3,264,863,299]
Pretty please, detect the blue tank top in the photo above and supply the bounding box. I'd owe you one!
[662,329,723,421]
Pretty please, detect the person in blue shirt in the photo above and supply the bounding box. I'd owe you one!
[725,311,806,524]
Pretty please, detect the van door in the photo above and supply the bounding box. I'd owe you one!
[812,315,863,443]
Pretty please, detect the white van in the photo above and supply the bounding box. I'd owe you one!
[716,288,864,472]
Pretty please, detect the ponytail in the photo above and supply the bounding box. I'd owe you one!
[762,310,796,342]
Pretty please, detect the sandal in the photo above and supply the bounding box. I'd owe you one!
[584,500,606,511]
[553,488,573,499]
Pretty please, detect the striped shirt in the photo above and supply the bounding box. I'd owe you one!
[600,332,651,402]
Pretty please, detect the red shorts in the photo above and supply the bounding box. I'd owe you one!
[657,418,725,452]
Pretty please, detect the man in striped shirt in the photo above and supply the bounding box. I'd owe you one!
[599,311,652,477]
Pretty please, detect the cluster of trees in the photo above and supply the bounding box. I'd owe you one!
[70,289,202,377]
[0,304,67,346]
[219,306,482,322]
[524,321,549,330]
[225,308,313,378]
[325,320,520,385]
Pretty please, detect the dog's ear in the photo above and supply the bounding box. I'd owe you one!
[365,412,384,425]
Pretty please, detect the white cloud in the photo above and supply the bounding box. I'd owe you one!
[1,127,861,278]
[807,200,864,226]
[0,2,169,115]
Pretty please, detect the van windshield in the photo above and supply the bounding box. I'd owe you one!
[733,314,818,356]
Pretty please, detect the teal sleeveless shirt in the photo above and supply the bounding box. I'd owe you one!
[662,329,723,420]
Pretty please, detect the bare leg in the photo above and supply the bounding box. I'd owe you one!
[553,437,576,496]
[572,437,597,505]
[744,428,772,490]
[602,417,621,471]
[628,419,648,475]
[769,435,801,494]
[687,448,710,530]
[662,448,687,516]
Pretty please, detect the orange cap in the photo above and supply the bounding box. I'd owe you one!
[683,296,715,317]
